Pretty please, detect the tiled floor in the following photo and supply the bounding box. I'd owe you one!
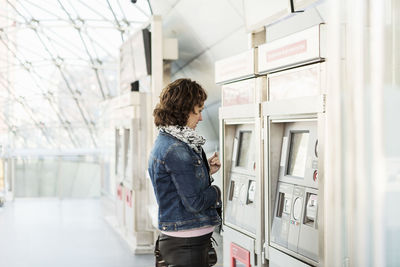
[0,198,223,267]
[0,198,154,267]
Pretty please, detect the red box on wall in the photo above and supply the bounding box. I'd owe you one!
[117,184,123,200]
[230,242,251,267]
[125,189,133,208]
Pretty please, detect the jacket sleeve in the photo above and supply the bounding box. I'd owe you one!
[164,143,220,213]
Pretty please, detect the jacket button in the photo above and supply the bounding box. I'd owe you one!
[198,160,201,164]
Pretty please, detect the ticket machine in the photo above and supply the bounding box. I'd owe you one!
[116,91,154,253]
[123,123,135,240]
[269,120,319,262]
[0,159,6,207]
[115,127,125,229]
[258,24,326,266]
[109,16,178,254]
[224,122,258,234]
[216,49,267,267]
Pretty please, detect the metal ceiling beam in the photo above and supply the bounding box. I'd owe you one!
[0,30,81,147]
[0,72,78,148]
[0,13,22,22]
[130,0,151,18]
[146,0,153,15]
[56,69,98,147]
[116,0,127,21]
[105,0,124,41]
[43,27,96,61]
[2,0,152,150]
[76,32,108,99]
[84,30,114,60]
[8,1,98,147]
[5,32,96,149]
[0,74,53,146]
[57,0,108,100]
[76,0,116,23]
[0,110,17,134]
[19,0,70,22]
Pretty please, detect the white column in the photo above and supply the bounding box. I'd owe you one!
[326,0,394,266]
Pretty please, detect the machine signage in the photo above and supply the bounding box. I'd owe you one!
[260,35,326,265]
[258,24,325,74]
[216,48,266,267]
[215,49,257,84]
[266,40,307,63]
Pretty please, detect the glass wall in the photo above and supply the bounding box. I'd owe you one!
[13,156,102,198]
[0,1,151,199]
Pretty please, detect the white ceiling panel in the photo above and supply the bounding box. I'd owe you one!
[161,0,247,72]
[157,0,249,105]
[163,12,206,74]
[170,0,244,48]
[227,0,245,18]
[208,26,248,61]
[149,0,178,16]
[171,49,220,104]
[266,7,325,42]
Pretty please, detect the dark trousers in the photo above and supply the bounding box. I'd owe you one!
[155,232,213,267]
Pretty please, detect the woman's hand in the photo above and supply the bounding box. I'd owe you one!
[208,152,221,175]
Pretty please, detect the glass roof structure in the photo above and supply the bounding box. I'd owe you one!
[0,0,152,152]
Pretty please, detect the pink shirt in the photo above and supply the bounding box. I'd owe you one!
[161,226,215,238]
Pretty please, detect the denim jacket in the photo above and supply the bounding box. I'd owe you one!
[148,131,222,231]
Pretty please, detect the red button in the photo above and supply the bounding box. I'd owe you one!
[313,170,318,181]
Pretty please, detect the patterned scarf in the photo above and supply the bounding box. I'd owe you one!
[159,125,206,154]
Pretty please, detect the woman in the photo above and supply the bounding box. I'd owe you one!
[148,78,222,267]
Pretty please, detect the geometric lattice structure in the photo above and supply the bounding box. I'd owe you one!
[0,0,151,150]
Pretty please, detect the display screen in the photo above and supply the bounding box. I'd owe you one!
[115,129,121,175]
[286,131,309,177]
[124,128,131,177]
[233,260,246,267]
[236,131,252,168]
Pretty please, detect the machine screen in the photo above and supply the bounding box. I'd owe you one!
[124,128,131,174]
[234,261,246,267]
[115,129,122,175]
[287,131,309,177]
[236,131,252,168]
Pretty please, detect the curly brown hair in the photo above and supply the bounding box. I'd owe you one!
[153,79,207,127]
